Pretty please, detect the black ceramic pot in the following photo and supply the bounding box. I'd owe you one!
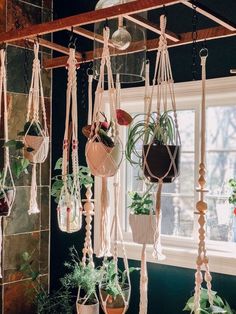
[142,143,180,183]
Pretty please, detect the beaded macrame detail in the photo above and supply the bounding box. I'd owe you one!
[193,49,213,314]
[57,48,82,233]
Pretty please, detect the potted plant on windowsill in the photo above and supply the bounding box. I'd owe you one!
[62,247,102,314]
[183,288,236,313]
[229,178,236,242]
[128,187,156,244]
[84,111,132,178]
[126,111,180,183]
[18,121,49,164]
[100,259,138,314]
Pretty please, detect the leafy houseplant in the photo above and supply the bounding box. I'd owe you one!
[0,171,15,216]
[52,158,93,233]
[128,188,156,245]
[100,259,139,314]
[229,179,236,242]
[183,288,236,314]
[84,111,131,177]
[62,247,102,314]
[126,111,180,183]
[19,251,73,314]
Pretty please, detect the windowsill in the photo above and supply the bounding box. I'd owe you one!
[114,235,236,276]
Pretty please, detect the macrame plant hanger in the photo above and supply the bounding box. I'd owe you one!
[25,41,49,214]
[0,48,16,278]
[86,26,122,257]
[143,14,181,258]
[57,47,82,233]
[193,48,213,314]
[99,172,131,314]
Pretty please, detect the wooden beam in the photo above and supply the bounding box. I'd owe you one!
[27,37,81,57]
[43,25,236,69]
[0,0,180,44]
[181,0,236,31]
[69,27,115,47]
[125,14,180,42]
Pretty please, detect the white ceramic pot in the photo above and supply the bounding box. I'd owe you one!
[76,300,99,314]
[129,214,156,244]
[86,142,122,177]
[24,135,49,163]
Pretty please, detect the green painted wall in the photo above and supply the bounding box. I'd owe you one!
[51,1,236,313]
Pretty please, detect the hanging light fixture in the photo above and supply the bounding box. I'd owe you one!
[93,0,146,84]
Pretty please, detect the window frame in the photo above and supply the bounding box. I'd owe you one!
[93,76,236,276]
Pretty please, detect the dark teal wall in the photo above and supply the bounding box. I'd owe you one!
[51,1,236,312]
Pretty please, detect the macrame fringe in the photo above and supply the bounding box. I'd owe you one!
[139,244,148,314]
[28,163,40,215]
[98,177,111,257]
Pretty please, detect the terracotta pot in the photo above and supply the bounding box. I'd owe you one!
[143,143,180,183]
[129,214,156,244]
[100,286,129,314]
[86,142,122,177]
[0,188,15,216]
[76,299,99,314]
[57,194,82,233]
[24,135,49,163]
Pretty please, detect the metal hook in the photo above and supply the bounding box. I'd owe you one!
[199,47,208,58]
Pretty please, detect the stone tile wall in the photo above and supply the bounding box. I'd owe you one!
[0,0,52,313]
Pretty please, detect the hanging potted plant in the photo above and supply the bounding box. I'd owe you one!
[51,158,93,233]
[126,111,180,183]
[17,120,49,164]
[100,259,139,314]
[84,112,123,178]
[128,187,157,244]
[62,247,102,314]
[0,171,15,216]
[228,178,236,242]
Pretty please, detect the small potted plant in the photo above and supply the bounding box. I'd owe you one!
[62,247,102,314]
[229,178,236,242]
[100,259,138,314]
[84,111,132,177]
[128,187,156,244]
[51,158,93,233]
[183,288,236,313]
[0,171,15,216]
[18,121,49,163]
[126,111,180,183]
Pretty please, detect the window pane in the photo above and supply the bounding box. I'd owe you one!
[161,195,194,237]
[207,106,236,150]
[206,197,234,242]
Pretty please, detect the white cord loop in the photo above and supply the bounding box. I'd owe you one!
[57,48,82,233]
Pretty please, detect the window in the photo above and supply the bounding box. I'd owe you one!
[94,77,236,276]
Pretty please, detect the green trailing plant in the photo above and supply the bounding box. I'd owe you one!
[128,189,154,215]
[101,259,139,298]
[183,288,236,314]
[3,140,30,179]
[51,158,93,204]
[19,251,73,314]
[229,179,236,216]
[125,111,175,167]
[62,247,103,305]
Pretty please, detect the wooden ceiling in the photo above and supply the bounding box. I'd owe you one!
[0,0,235,69]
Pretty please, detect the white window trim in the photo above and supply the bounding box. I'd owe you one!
[94,76,236,276]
